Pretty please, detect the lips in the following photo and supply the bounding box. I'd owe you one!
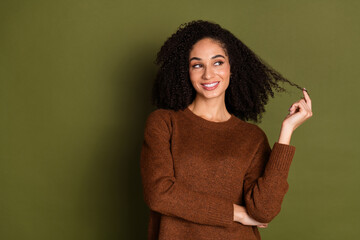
[201,81,220,90]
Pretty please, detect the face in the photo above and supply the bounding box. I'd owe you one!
[188,38,231,101]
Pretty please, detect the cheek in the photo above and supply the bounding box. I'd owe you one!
[216,68,231,79]
[189,71,201,83]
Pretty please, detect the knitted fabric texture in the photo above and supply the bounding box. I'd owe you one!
[140,107,296,240]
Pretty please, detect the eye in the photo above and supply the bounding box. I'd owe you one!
[192,64,202,69]
[214,61,224,66]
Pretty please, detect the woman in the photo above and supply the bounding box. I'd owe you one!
[140,20,312,240]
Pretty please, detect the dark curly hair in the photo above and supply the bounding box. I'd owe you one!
[152,20,302,123]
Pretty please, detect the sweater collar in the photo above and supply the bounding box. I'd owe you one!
[182,106,239,130]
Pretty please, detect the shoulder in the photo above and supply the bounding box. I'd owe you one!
[233,118,269,146]
[147,108,173,119]
[235,118,267,139]
[146,108,174,124]
[144,108,176,133]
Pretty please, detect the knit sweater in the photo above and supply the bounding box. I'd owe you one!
[140,107,296,240]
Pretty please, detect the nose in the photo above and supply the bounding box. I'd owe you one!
[202,66,214,80]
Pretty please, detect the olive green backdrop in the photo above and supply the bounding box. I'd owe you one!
[1,0,359,239]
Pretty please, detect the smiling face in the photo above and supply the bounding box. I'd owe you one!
[188,37,231,101]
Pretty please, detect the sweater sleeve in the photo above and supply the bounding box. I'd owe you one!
[140,110,234,227]
[243,132,296,223]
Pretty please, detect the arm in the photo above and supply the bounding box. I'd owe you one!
[243,88,313,223]
[242,135,296,223]
[140,110,234,227]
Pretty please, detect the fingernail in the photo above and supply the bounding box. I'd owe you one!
[303,88,310,95]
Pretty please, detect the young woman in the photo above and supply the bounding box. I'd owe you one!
[140,20,312,240]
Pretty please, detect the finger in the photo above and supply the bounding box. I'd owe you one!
[299,99,311,112]
[289,102,301,115]
[299,99,313,117]
[290,97,311,114]
[302,88,312,111]
[291,101,307,116]
[289,100,312,119]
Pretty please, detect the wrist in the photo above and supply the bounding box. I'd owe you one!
[278,124,294,145]
[233,204,246,223]
[281,122,294,132]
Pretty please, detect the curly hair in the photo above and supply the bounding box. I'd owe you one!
[152,20,302,123]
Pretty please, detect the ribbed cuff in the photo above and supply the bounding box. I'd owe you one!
[206,200,234,227]
[266,142,296,172]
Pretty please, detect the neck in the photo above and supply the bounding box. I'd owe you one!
[188,95,231,122]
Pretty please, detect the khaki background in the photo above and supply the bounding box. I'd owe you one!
[1,0,359,239]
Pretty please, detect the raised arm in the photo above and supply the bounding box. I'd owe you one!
[242,88,312,223]
[140,110,234,227]
[279,88,313,145]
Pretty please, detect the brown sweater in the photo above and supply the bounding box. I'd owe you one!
[140,107,296,240]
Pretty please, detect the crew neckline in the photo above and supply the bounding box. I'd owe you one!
[182,106,238,130]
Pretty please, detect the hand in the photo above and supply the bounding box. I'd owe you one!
[233,204,268,228]
[282,88,313,132]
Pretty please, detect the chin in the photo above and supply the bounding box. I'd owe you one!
[200,90,225,100]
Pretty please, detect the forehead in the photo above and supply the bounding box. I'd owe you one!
[189,38,227,57]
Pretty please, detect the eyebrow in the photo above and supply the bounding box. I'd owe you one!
[189,54,225,62]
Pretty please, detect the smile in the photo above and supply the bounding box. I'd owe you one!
[201,81,220,90]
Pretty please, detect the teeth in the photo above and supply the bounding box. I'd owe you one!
[203,82,219,87]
